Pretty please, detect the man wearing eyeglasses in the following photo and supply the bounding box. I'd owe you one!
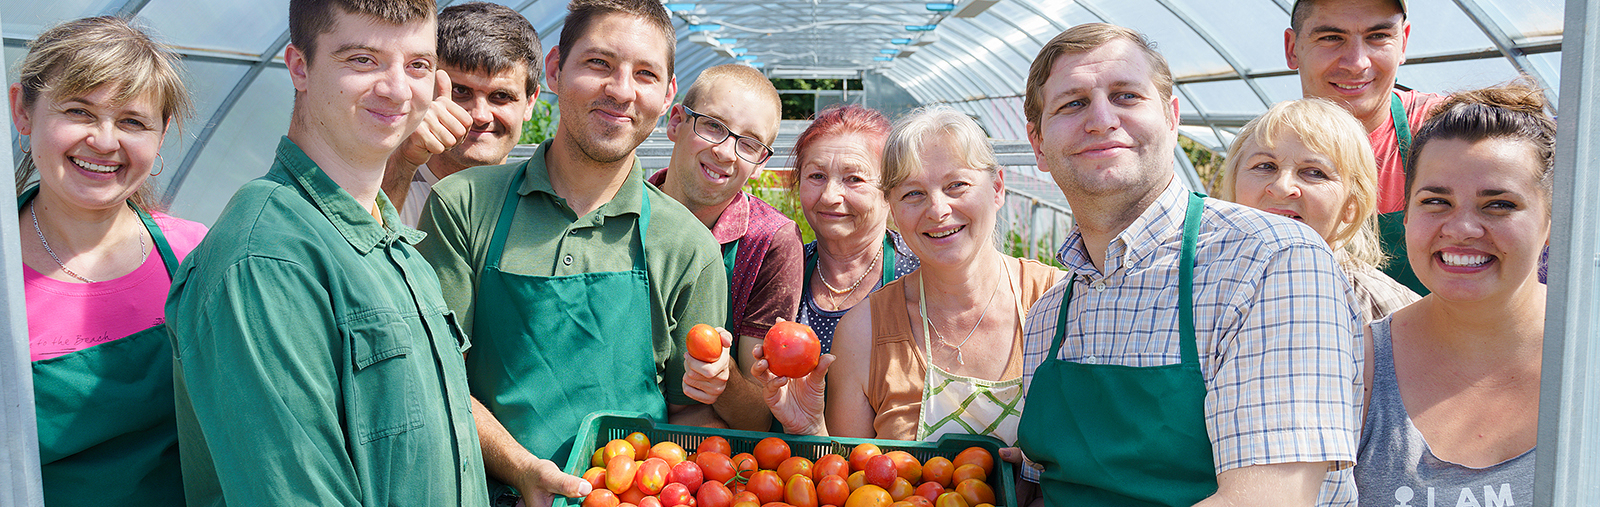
[650,64,801,431]
[415,1,731,503]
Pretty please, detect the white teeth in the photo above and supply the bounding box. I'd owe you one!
[1441,252,1491,267]
[927,226,961,239]
[1335,83,1363,90]
[72,158,118,173]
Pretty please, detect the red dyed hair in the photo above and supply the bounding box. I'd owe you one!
[787,104,892,192]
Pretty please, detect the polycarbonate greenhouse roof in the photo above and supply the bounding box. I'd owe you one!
[1,0,1566,225]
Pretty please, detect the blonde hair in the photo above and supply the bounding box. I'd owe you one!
[13,16,192,210]
[880,105,1001,194]
[1219,98,1384,270]
[682,64,781,144]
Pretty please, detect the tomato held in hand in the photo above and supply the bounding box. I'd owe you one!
[754,437,792,470]
[747,470,785,504]
[764,321,821,378]
[688,323,724,363]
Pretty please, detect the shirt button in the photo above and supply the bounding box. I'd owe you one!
[1092,280,1107,291]
[563,254,574,266]
[569,230,578,235]
[1084,355,1097,364]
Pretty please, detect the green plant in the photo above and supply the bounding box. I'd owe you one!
[1179,135,1225,194]
[744,170,815,244]
[1003,228,1062,268]
[519,98,558,145]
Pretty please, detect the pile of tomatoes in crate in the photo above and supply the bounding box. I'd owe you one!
[580,433,999,507]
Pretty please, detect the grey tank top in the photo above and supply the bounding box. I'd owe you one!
[1356,316,1535,507]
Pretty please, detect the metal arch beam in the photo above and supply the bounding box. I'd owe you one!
[938,20,1028,89]
[1173,84,1233,174]
[893,63,965,107]
[894,47,987,105]
[162,30,291,205]
[886,67,937,105]
[109,0,152,18]
[1452,0,1557,107]
[1151,0,1274,109]
[913,39,1017,102]
[943,16,1039,70]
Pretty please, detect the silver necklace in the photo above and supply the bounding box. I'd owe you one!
[31,202,145,283]
[819,245,882,294]
[920,258,1007,365]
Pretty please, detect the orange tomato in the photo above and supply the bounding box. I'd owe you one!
[734,453,760,481]
[636,458,670,495]
[785,474,819,507]
[583,489,621,507]
[897,498,934,507]
[606,455,639,494]
[732,501,761,507]
[816,475,850,506]
[754,437,792,470]
[848,443,882,473]
[625,432,652,460]
[846,471,867,492]
[912,482,943,503]
[813,454,850,480]
[583,466,607,490]
[777,456,814,483]
[882,451,921,484]
[950,448,993,478]
[933,492,969,507]
[605,440,636,463]
[651,441,688,466]
[953,479,994,506]
[688,323,724,362]
[699,436,733,456]
[698,451,737,485]
[886,477,914,501]
[949,465,986,486]
[747,470,786,504]
[920,457,953,487]
[843,485,894,507]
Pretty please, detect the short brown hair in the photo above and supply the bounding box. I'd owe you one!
[559,0,675,76]
[289,0,436,63]
[438,2,541,97]
[1290,0,1406,33]
[13,16,192,210]
[681,64,780,143]
[1023,23,1172,127]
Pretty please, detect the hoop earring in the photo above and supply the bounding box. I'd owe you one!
[19,138,29,155]
[151,154,164,176]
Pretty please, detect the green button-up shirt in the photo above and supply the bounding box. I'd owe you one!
[166,137,486,506]
[416,140,727,406]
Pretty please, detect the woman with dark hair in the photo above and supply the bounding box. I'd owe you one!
[1354,80,1551,505]
[10,16,200,505]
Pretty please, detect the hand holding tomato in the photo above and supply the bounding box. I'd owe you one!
[681,324,735,404]
[509,454,592,507]
[751,339,835,436]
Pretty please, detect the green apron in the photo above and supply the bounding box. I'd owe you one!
[24,188,185,506]
[1014,192,1217,506]
[1377,91,1429,295]
[722,239,740,331]
[465,168,666,496]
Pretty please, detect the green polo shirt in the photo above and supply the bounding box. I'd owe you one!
[416,140,727,406]
[166,137,486,506]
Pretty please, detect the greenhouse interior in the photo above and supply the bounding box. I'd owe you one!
[4,0,1600,504]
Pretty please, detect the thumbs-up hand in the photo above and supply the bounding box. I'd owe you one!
[396,69,473,168]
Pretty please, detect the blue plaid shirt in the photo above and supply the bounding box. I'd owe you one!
[1019,181,1363,506]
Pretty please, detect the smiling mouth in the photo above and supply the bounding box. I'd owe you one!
[926,225,964,239]
[72,157,119,174]
[1332,82,1368,91]
[1440,252,1492,267]
[1268,210,1304,221]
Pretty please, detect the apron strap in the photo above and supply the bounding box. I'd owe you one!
[1047,279,1074,360]
[484,165,528,271]
[1390,91,1412,171]
[721,238,740,331]
[880,234,897,287]
[17,186,179,280]
[1178,192,1205,365]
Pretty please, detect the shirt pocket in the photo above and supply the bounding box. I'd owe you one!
[442,311,471,354]
[344,311,425,443]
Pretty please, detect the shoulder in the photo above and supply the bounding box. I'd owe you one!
[428,161,522,208]
[1401,89,1450,121]
[178,178,333,288]
[644,184,721,267]
[149,211,210,260]
[1197,197,1328,254]
[1014,257,1066,300]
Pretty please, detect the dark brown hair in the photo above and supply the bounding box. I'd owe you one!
[288,0,436,64]
[558,0,675,76]
[1404,78,1555,209]
[438,2,541,97]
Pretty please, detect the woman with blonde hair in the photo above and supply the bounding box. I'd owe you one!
[757,106,1062,445]
[11,16,200,505]
[1218,98,1417,320]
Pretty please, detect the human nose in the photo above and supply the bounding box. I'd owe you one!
[603,67,635,103]
[1083,99,1118,134]
[1439,209,1486,241]
[1338,41,1373,73]
[373,64,411,103]
[84,120,119,154]
[710,134,739,163]
[1266,172,1301,199]
[468,97,493,126]
[925,191,953,221]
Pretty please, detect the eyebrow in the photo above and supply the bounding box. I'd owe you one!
[1050,80,1144,103]
[1310,21,1398,34]
[331,43,435,60]
[1417,187,1519,198]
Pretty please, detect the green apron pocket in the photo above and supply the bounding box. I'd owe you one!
[443,311,471,354]
[344,311,424,443]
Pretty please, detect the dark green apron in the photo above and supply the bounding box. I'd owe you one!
[1015,192,1217,506]
[465,168,666,497]
[722,239,740,331]
[24,188,185,506]
[1377,91,1429,295]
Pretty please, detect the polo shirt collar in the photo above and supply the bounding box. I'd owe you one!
[1057,179,1188,279]
[274,137,423,254]
[520,140,647,224]
[646,167,748,245]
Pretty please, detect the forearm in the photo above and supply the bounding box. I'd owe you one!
[473,396,542,491]
[711,370,772,430]
[1193,462,1326,507]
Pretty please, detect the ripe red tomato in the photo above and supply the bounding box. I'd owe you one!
[883,451,921,484]
[661,483,694,507]
[949,465,985,486]
[638,497,663,507]
[848,444,881,473]
[816,475,850,506]
[688,324,724,362]
[651,441,689,466]
[698,480,735,507]
[897,496,934,507]
[637,458,670,495]
[863,455,897,490]
[733,453,760,481]
[583,489,621,507]
[747,470,785,504]
[920,457,952,487]
[813,454,850,481]
[953,479,994,506]
[764,322,821,378]
[583,466,607,490]
[913,482,943,503]
[950,448,993,478]
[785,475,819,507]
[753,438,791,470]
[733,491,761,505]
[698,436,733,456]
[619,485,647,505]
[887,478,914,501]
[776,456,813,483]
[844,485,894,507]
[607,455,640,494]
[625,432,653,460]
[669,460,705,490]
[697,451,736,485]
